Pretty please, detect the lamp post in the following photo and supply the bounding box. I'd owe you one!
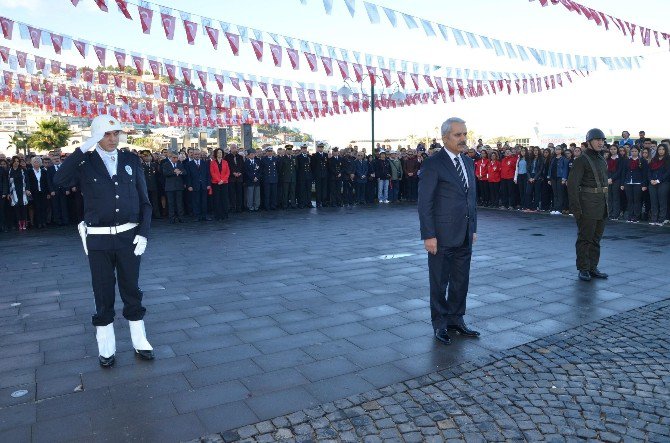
[338,75,406,159]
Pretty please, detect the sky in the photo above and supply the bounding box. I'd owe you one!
[1,0,669,145]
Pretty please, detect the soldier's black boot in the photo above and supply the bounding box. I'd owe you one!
[578,270,592,281]
[589,268,608,279]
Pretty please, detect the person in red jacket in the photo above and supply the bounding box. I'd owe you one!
[474,150,490,206]
[500,149,517,209]
[210,148,230,220]
[487,151,502,207]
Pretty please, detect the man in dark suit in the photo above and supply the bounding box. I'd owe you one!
[418,117,480,345]
[141,151,161,219]
[185,149,211,221]
[311,142,329,207]
[47,154,70,226]
[162,151,187,223]
[54,114,154,367]
[260,147,279,210]
[296,144,312,208]
[279,144,297,209]
[27,156,51,228]
[328,148,344,207]
[225,144,245,213]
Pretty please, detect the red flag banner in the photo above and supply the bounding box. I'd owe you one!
[304,52,318,72]
[250,39,263,61]
[0,17,14,39]
[50,33,63,54]
[336,60,349,80]
[27,26,41,48]
[93,45,106,65]
[196,70,207,88]
[138,6,153,33]
[321,56,333,76]
[205,26,219,49]
[269,44,282,67]
[352,63,363,82]
[94,0,108,12]
[147,59,160,78]
[225,32,239,55]
[114,0,132,19]
[114,50,126,69]
[183,19,198,45]
[287,48,299,69]
[161,12,176,40]
[410,73,419,90]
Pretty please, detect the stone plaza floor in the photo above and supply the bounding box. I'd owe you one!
[0,204,669,442]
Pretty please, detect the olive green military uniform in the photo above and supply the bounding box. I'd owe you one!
[566,148,609,272]
[279,153,297,209]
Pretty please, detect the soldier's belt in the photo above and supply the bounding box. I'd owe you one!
[579,186,608,194]
[86,223,138,235]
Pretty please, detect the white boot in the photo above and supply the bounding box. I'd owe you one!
[129,320,153,351]
[96,323,116,358]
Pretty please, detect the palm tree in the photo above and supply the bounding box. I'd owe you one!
[27,119,72,153]
[8,130,30,155]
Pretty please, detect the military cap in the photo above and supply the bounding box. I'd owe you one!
[332,147,339,152]
[316,142,325,147]
[300,143,308,148]
[264,146,274,151]
[284,144,293,149]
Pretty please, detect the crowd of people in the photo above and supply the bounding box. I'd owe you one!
[1,129,668,231]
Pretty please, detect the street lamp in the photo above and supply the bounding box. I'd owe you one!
[338,75,406,158]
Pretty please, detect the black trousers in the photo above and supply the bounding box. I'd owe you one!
[166,190,184,218]
[314,177,327,206]
[191,188,208,218]
[355,182,366,203]
[407,177,418,201]
[624,184,642,220]
[343,179,354,205]
[329,179,343,206]
[148,190,160,217]
[88,243,145,326]
[212,184,229,219]
[228,181,244,212]
[281,181,296,208]
[33,191,48,226]
[297,178,312,207]
[489,182,500,207]
[575,217,606,272]
[501,179,515,208]
[263,182,278,210]
[427,230,472,330]
[51,191,69,225]
[516,174,528,209]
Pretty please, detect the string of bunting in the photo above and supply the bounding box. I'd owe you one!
[63,0,642,78]
[528,0,670,50]
[295,0,646,68]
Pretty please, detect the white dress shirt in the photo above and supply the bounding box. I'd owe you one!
[96,145,118,178]
[443,148,469,187]
[33,167,42,191]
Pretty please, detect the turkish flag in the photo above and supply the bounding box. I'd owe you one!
[225,32,239,55]
[148,59,160,79]
[196,70,207,89]
[250,39,263,61]
[114,50,126,69]
[287,48,299,69]
[114,0,132,19]
[181,67,192,85]
[27,26,42,48]
[337,60,349,80]
[183,19,198,45]
[304,52,318,72]
[132,55,144,74]
[270,44,282,67]
[161,12,176,40]
[321,57,333,76]
[50,33,63,54]
[0,17,14,39]
[352,63,363,82]
[205,26,219,49]
[94,45,106,65]
[138,6,153,33]
[73,40,87,57]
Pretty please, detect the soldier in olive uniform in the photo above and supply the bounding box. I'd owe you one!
[279,144,297,209]
[567,128,610,282]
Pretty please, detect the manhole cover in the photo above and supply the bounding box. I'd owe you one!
[11,390,28,398]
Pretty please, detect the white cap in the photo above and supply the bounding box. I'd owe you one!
[91,114,122,135]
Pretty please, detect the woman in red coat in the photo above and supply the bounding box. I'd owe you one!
[474,150,490,206]
[210,148,230,220]
[486,151,502,207]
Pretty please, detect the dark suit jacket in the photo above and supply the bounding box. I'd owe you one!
[161,160,187,192]
[225,153,244,183]
[47,165,71,193]
[27,167,50,194]
[185,160,211,190]
[244,158,261,185]
[418,148,477,248]
[54,148,152,244]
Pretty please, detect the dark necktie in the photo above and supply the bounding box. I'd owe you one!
[453,156,468,189]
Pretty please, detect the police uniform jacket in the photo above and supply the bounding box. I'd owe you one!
[162,160,188,192]
[566,149,608,220]
[260,156,279,184]
[311,152,329,179]
[296,153,312,181]
[54,148,152,246]
[279,155,297,183]
[225,153,245,183]
[142,161,159,192]
[328,156,343,180]
[341,156,355,178]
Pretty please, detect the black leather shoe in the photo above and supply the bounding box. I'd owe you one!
[578,270,592,281]
[135,349,155,360]
[589,268,609,279]
[99,355,115,367]
[448,324,481,337]
[434,329,452,345]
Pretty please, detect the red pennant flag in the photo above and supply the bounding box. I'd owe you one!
[0,46,9,63]
[244,79,253,96]
[159,84,168,99]
[114,74,123,88]
[422,75,434,88]
[230,77,240,91]
[269,44,282,67]
[522,79,528,94]
[161,12,176,40]
[34,55,45,70]
[259,82,269,97]
[137,6,153,33]
[283,86,293,100]
[366,66,376,85]
[397,71,406,89]
[93,45,106,65]
[205,26,219,49]
[71,39,86,58]
[250,39,263,61]
[434,77,444,93]
[225,32,239,55]
[550,75,556,89]
[456,79,465,98]
[515,80,521,94]
[180,67,192,85]
[321,57,333,76]
[381,69,392,87]
[94,0,108,12]
[16,51,26,68]
[304,52,318,72]
[197,70,207,89]
[131,55,143,74]
[214,74,224,91]
[336,60,349,80]
[410,73,419,90]
[255,98,263,110]
[65,64,77,79]
[144,82,154,95]
[114,50,126,69]
[174,87,184,102]
[164,63,176,83]
[352,63,363,82]
[49,33,64,54]
[183,19,198,45]
[144,59,158,79]
[98,71,108,85]
[114,0,132,19]
[69,86,80,99]
[446,79,455,99]
[189,89,199,105]
[286,48,299,69]
[127,78,137,91]
[27,26,41,48]
[557,74,563,87]
[272,84,281,99]
[0,17,14,39]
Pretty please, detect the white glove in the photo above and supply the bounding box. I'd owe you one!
[133,235,147,256]
[77,221,88,255]
[79,131,105,153]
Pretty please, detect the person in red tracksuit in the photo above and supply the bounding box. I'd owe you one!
[474,150,490,206]
[486,151,502,207]
[500,149,517,209]
[210,148,231,221]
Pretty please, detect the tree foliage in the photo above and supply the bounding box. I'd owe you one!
[8,130,30,155]
[27,119,72,153]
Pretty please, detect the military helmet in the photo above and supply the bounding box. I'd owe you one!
[585,128,606,142]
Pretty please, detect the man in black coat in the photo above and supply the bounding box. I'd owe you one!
[47,154,70,226]
[328,148,344,207]
[311,142,329,207]
[27,156,51,228]
[279,144,297,209]
[162,151,187,223]
[185,149,211,221]
[296,144,312,208]
[141,151,161,219]
[54,115,154,367]
[225,144,245,212]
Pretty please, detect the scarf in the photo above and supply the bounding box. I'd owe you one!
[8,168,28,206]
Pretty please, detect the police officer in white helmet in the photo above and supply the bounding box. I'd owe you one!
[54,114,154,367]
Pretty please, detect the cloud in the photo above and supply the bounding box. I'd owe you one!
[0,0,44,10]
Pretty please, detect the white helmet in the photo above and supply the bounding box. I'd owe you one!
[90,114,122,135]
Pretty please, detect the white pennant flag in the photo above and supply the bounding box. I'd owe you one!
[420,19,435,37]
[364,2,380,24]
[343,0,356,17]
[322,0,333,15]
[382,7,397,27]
[401,13,418,29]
